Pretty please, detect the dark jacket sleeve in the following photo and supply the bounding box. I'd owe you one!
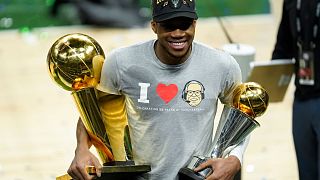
[272,0,295,60]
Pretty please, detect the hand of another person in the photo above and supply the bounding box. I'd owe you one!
[67,148,102,180]
[194,155,241,180]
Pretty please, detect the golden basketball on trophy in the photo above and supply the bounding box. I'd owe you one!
[47,33,150,179]
[47,33,105,91]
[232,82,269,118]
[179,82,269,180]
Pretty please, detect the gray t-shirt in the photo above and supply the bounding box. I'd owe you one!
[98,40,247,180]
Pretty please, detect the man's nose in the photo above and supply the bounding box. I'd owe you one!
[170,29,185,37]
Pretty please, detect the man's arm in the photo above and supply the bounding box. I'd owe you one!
[67,118,102,179]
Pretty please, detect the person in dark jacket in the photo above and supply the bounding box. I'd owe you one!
[51,0,149,28]
[272,0,320,179]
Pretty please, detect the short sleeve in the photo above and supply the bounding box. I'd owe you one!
[219,54,242,104]
[96,50,121,95]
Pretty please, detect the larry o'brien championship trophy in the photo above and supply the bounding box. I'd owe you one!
[179,82,269,180]
[47,33,150,179]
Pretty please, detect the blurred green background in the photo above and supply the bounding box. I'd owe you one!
[139,0,270,17]
[0,0,270,30]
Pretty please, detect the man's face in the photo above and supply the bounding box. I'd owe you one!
[151,17,196,64]
[185,82,203,107]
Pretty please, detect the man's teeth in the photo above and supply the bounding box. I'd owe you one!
[172,42,184,45]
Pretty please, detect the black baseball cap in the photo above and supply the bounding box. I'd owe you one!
[152,0,198,22]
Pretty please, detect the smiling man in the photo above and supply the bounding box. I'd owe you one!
[67,0,248,180]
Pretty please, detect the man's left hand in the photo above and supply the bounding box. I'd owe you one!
[194,155,241,180]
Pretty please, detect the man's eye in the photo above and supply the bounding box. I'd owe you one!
[159,21,192,31]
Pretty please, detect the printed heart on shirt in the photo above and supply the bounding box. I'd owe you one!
[156,83,178,104]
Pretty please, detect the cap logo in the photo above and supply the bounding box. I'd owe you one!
[172,0,180,8]
[155,0,192,8]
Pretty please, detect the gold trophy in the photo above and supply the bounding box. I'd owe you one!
[47,33,150,179]
[179,82,269,180]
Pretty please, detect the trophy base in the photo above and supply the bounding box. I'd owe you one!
[87,161,151,180]
[178,168,204,180]
[56,161,151,180]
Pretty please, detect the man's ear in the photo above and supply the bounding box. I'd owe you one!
[193,20,197,27]
[151,21,157,34]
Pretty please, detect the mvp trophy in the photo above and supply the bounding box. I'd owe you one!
[47,33,150,179]
[179,82,269,180]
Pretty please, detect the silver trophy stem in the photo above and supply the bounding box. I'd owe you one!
[210,105,259,158]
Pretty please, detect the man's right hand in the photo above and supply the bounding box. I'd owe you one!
[67,148,102,180]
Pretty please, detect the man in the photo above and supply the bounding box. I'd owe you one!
[272,0,320,179]
[67,0,248,179]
